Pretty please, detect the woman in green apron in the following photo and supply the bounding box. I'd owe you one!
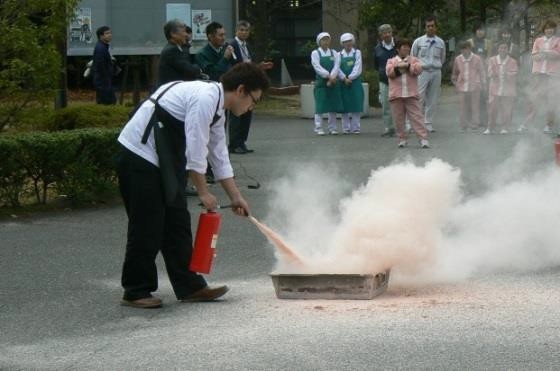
[311,32,342,135]
[338,33,364,134]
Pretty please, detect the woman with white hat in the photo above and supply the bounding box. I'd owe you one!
[338,32,363,134]
[311,32,342,135]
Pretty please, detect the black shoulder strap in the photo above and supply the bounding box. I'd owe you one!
[210,83,222,127]
[141,81,182,144]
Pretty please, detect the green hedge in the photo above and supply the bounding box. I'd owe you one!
[46,104,131,131]
[0,128,121,207]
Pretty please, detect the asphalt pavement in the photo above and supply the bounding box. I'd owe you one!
[1,97,559,370]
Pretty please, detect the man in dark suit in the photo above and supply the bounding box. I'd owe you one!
[228,20,273,154]
[158,20,201,86]
[92,26,116,105]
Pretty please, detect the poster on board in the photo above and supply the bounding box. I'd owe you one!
[69,7,93,44]
[192,10,212,40]
[166,3,192,26]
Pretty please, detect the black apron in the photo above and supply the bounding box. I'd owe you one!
[141,81,222,207]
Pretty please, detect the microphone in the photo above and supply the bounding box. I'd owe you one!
[224,42,237,60]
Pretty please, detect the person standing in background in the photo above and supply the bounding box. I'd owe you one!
[158,20,201,86]
[411,15,446,133]
[386,38,430,149]
[196,22,236,183]
[92,26,116,105]
[486,40,518,134]
[228,20,273,154]
[495,27,519,61]
[373,24,397,137]
[519,20,560,134]
[196,22,235,82]
[467,23,492,129]
[338,32,363,134]
[311,32,342,135]
[451,41,486,132]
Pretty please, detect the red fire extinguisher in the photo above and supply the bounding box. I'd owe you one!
[190,211,222,274]
[555,138,560,166]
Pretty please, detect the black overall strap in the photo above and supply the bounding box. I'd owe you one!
[141,81,182,144]
[210,83,222,127]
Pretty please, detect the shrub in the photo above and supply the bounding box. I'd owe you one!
[0,128,121,206]
[362,70,380,107]
[46,104,130,131]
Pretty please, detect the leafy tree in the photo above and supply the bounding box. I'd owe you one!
[0,0,78,131]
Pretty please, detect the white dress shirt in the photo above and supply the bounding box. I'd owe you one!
[118,81,234,180]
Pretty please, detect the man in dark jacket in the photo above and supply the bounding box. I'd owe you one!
[373,24,397,137]
[92,26,116,105]
[228,20,256,154]
[196,22,235,82]
[158,19,201,86]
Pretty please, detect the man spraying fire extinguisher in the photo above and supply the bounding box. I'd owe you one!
[116,63,270,308]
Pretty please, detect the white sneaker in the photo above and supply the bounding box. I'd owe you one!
[352,130,361,134]
[426,123,435,132]
[517,125,528,133]
[483,128,491,135]
[405,123,411,132]
[500,129,508,135]
[343,130,350,134]
[398,140,407,148]
[420,139,430,148]
[544,126,552,134]
[329,130,338,135]
[316,128,325,135]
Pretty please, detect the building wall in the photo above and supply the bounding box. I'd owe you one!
[322,0,368,53]
[68,0,236,56]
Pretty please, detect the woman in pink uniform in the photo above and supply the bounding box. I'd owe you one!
[519,20,560,134]
[386,38,429,148]
[451,41,486,132]
[486,40,518,134]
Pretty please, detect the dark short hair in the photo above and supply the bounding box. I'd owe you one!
[541,19,557,33]
[185,25,192,34]
[206,21,223,37]
[425,15,437,26]
[221,63,270,93]
[163,19,186,40]
[395,38,412,49]
[473,22,486,34]
[237,20,250,30]
[96,26,110,39]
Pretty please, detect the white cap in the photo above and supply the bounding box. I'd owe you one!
[316,32,331,46]
[340,33,355,45]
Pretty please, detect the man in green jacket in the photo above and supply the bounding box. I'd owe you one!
[196,22,235,82]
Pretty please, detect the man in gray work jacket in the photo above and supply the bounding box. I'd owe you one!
[411,15,446,133]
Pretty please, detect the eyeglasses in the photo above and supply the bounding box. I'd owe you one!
[247,90,259,106]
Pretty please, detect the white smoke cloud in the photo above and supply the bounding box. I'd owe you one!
[265,148,560,285]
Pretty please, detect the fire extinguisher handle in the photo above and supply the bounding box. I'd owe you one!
[198,203,233,210]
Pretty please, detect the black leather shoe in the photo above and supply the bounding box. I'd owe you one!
[181,285,229,302]
[242,145,254,153]
[230,147,247,154]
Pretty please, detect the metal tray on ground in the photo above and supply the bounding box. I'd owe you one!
[270,270,390,300]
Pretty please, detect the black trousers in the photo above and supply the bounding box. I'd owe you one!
[96,87,116,105]
[116,147,207,300]
[228,111,253,150]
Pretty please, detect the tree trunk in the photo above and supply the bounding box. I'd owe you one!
[460,0,467,33]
